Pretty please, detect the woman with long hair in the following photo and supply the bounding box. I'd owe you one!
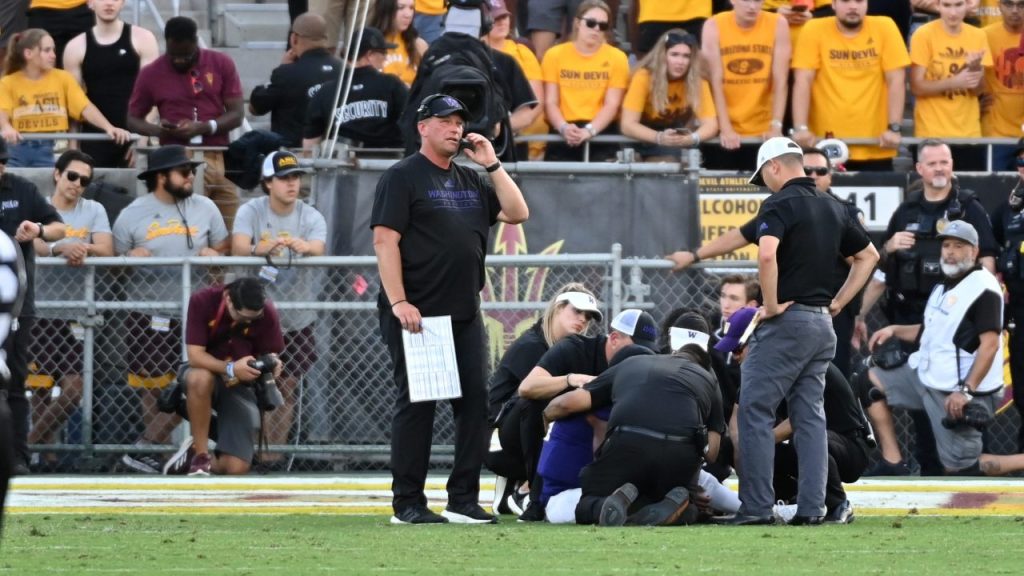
[0,29,129,167]
[620,29,719,162]
[485,283,602,519]
[540,0,629,162]
[369,0,428,86]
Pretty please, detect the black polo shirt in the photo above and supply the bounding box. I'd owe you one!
[487,319,548,420]
[304,66,408,147]
[370,153,500,321]
[754,177,871,306]
[586,354,726,437]
[0,172,62,317]
[249,48,343,147]
[536,333,609,378]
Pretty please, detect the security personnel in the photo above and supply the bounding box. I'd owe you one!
[867,138,997,475]
[880,140,998,324]
[543,342,726,527]
[727,137,876,526]
[991,139,1024,451]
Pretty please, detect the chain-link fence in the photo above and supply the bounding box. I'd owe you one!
[27,254,1022,473]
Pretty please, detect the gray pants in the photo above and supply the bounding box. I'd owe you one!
[738,307,836,517]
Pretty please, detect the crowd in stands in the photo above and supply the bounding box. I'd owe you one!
[0,0,1022,170]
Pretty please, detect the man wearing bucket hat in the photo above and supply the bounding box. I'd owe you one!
[113,144,229,474]
[372,93,528,524]
[865,220,1024,478]
[230,150,326,469]
[720,137,877,526]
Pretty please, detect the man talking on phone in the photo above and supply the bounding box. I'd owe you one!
[371,94,529,524]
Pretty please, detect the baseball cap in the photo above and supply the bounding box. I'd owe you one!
[670,327,710,352]
[488,0,510,18]
[936,220,979,246]
[749,137,803,186]
[416,94,470,121]
[555,291,603,322]
[713,307,760,354]
[357,26,397,56]
[610,309,658,351]
[261,150,309,179]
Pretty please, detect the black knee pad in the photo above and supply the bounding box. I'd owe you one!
[956,461,984,476]
[851,367,875,408]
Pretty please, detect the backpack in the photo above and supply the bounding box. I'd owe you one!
[401,33,512,156]
[224,129,286,191]
[84,177,134,227]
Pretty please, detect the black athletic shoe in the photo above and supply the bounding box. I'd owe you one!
[390,506,450,525]
[824,500,855,524]
[863,458,911,477]
[714,514,775,526]
[789,515,824,526]
[442,503,498,524]
[627,487,691,526]
[599,483,639,527]
[517,501,546,523]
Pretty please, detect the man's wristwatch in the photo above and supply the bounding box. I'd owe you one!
[957,384,974,402]
[887,122,901,134]
[36,222,45,241]
[584,123,596,137]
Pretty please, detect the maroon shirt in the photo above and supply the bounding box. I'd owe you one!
[185,285,284,361]
[128,48,242,146]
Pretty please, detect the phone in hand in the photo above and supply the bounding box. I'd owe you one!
[458,138,473,153]
[791,4,808,12]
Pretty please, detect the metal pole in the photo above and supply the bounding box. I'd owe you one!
[611,242,622,319]
[81,266,96,454]
[323,0,371,159]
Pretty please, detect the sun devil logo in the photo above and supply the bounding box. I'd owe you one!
[482,223,568,368]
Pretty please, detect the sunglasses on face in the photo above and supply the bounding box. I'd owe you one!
[804,166,829,176]
[580,17,610,31]
[173,166,197,177]
[64,170,91,187]
[1016,157,1024,167]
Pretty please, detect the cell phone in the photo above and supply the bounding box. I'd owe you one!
[791,4,808,12]
[458,138,473,153]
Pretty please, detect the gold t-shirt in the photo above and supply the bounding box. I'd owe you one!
[622,69,716,128]
[0,69,91,133]
[541,42,630,122]
[383,33,417,86]
[982,22,1024,136]
[638,0,711,24]
[712,11,781,135]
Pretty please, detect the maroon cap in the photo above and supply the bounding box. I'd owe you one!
[488,0,510,18]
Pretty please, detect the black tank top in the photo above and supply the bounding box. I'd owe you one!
[81,23,140,128]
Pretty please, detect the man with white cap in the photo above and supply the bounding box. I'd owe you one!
[865,220,1024,477]
[721,136,877,526]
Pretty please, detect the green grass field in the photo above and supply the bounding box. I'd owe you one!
[2,514,1021,575]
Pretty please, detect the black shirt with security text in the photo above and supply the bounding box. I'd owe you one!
[304,66,408,147]
[371,153,500,320]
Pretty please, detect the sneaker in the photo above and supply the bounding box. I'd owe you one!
[162,437,195,475]
[599,483,638,527]
[824,500,855,524]
[492,475,508,515]
[626,487,691,526]
[863,458,911,477]
[789,514,824,526]
[772,501,797,525]
[517,501,546,523]
[390,506,449,525]
[442,503,498,524]
[187,452,212,476]
[507,490,529,516]
[120,453,161,475]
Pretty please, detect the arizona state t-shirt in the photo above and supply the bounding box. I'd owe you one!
[711,10,780,135]
[982,22,1024,136]
[541,42,630,123]
[910,20,992,137]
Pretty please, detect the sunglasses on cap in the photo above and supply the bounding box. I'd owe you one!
[64,170,92,187]
[579,17,610,31]
[804,166,829,176]
[665,31,697,49]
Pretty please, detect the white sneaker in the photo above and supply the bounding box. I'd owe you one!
[773,501,797,525]
[162,436,195,475]
[507,491,529,516]
[492,475,508,515]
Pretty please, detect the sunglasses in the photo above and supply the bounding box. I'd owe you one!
[804,166,829,176]
[580,17,610,31]
[173,166,197,177]
[65,170,92,187]
[1016,157,1024,167]
[665,31,697,48]
[189,69,203,96]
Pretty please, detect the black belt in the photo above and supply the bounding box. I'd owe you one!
[615,425,695,444]
[789,303,829,314]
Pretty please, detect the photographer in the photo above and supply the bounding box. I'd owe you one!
[178,277,284,476]
[864,221,1024,476]
[993,140,1024,451]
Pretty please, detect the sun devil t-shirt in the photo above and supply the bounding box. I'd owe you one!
[370,153,500,321]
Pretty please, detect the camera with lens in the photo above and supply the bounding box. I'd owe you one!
[941,401,992,431]
[868,339,910,370]
[248,354,284,411]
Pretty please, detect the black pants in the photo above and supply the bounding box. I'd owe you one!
[774,430,869,511]
[0,391,12,539]
[380,311,489,513]
[832,306,855,378]
[1008,305,1024,451]
[575,430,702,525]
[27,4,94,69]
[484,396,547,486]
[3,316,33,468]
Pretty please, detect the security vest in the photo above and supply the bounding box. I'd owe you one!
[997,207,1024,285]
[908,268,1004,394]
[885,188,978,320]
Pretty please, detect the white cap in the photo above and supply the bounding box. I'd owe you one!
[670,326,710,352]
[555,291,603,322]
[749,137,803,186]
